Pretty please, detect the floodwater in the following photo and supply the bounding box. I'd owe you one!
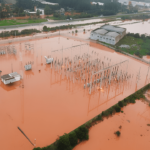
[120,19,150,35]
[73,100,150,150]
[143,55,150,62]
[0,36,150,150]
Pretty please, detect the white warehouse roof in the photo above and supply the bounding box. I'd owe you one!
[101,25,125,33]
[105,32,119,38]
[94,29,108,35]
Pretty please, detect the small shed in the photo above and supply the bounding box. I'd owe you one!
[44,56,53,64]
[1,72,21,85]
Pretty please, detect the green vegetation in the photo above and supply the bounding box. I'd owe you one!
[43,25,75,32]
[0,19,47,26]
[115,33,150,57]
[57,134,72,150]
[115,131,121,136]
[75,125,89,141]
[69,131,78,147]
[33,83,150,150]
[121,14,150,21]
[0,29,40,38]
[75,30,78,33]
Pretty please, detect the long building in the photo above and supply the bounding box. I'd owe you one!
[90,25,126,45]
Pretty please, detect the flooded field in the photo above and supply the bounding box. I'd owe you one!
[0,36,150,150]
[73,100,150,150]
[0,18,103,32]
[120,20,150,35]
[143,55,150,62]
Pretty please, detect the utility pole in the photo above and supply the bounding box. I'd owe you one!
[0,70,2,80]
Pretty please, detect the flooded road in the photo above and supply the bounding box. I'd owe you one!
[73,100,150,150]
[143,55,150,62]
[0,36,149,150]
[0,18,103,32]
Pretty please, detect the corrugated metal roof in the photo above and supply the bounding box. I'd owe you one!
[105,32,119,37]
[1,74,11,80]
[94,29,108,35]
[10,72,20,77]
[101,25,125,33]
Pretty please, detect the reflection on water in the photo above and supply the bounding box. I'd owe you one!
[0,36,150,150]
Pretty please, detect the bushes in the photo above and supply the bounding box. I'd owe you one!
[115,131,121,137]
[97,114,103,121]
[118,101,124,107]
[57,134,72,150]
[0,29,41,38]
[42,25,75,32]
[69,131,78,147]
[113,104,121,112]
[85,120,92,128]
[21,29,40,35]
[75,125,89,141]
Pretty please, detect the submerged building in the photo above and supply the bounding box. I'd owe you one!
[1,72,21,85]
[90,25,126,45]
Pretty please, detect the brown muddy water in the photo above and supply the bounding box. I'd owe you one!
[120,20,150,35]
[73,100,150,150]
[0,36,150,150]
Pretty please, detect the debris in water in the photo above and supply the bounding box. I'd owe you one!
[127,120,130,123]
[119,125,122,129]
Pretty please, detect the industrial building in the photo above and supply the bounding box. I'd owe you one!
[90,25,126,45]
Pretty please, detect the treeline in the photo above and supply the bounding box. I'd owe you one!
[0,29,40,38]
[33,83,150,150]
[122,14,150,20]
[127,32,150,39]
[43,25,75,32]
[0,4,11,19]
[14,0,122,17]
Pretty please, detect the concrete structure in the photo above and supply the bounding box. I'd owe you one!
[41,1,58,5]
[32,0,59,5]
[118,0,150,8]
[24,64,32,71]
[91,2,104,5]
[1,72,21,85]
[90,25,126,45]
[44,56,53,64]
[55,8,65,15]
[24,7,44,16]
[35,8,44,15]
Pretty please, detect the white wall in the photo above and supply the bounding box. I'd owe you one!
[90,32,116,45]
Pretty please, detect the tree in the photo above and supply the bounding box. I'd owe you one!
[118,101,124,107]
[43,26,48,31]
[36,10,40,17]
[69,131,78,147]
[115,131,121,136]
[16,0,33,10]
[44,5,52,15]
[57,134,72,150]
[75,125,89,141]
